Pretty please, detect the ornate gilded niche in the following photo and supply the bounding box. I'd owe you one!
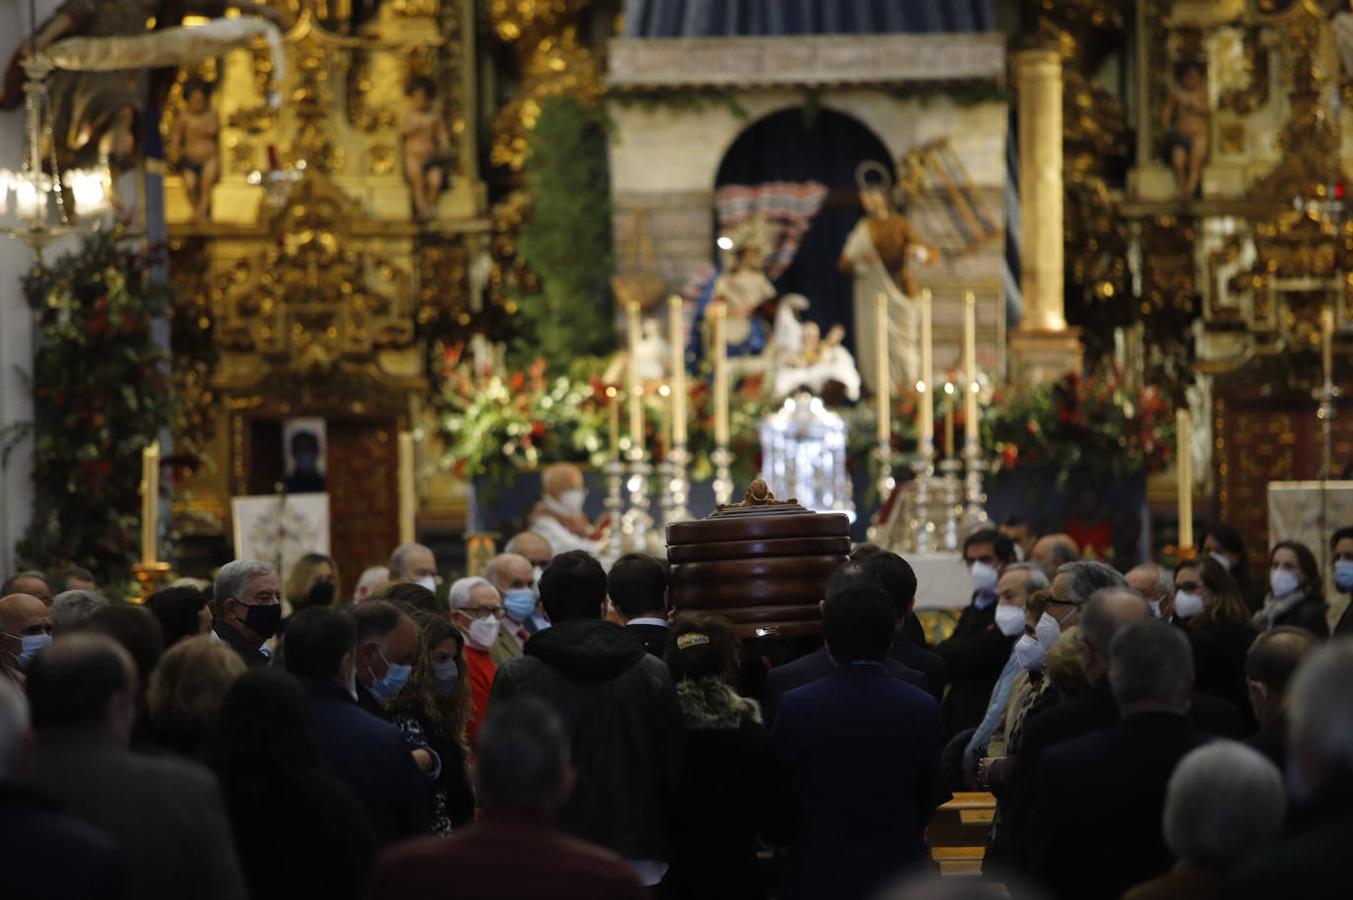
[165,0,486,538]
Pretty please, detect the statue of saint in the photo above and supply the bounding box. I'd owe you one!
[772,316,861,404]
[401,75,453,221]
[168,79,219,221]
[838,161,936,395]
[1161,61,1209,199]
[712,221,776,357]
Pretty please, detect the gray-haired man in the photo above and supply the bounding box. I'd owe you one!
[212,559,281,667]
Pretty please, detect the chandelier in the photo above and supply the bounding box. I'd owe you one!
[0,53,111,259]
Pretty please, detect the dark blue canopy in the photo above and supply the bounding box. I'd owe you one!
[623,0,997,38]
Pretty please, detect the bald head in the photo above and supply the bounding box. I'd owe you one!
[1126,564,1173,612]
[1031,534,1079,578]
[0,593,53,674]
[1,573,51,607]
[541,463,584,497]
[485,554,535,593]
[1247,626,1318,728]
[389,543,437,583]
[25,633,137,744]
[504,532,552,568]
[1078,587,1152,683]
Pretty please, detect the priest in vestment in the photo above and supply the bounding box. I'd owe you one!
[839,178,935,395]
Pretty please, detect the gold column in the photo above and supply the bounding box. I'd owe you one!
[1010,49,1083,383]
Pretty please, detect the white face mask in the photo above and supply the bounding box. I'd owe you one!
[466,614,501,651]
[994,604,1026,637]
[1270,568,1300,599]
[1035,611,1062,649]
[416,574,437,593]
[1173,590,1205,620]
[559,488,586,514]
[532,566,545,592]
[1148,599,1162,618]
[970,561,999,594]
[1013,634,1046,671]
[1210,551,1235,571]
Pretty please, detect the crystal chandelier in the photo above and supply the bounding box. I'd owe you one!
[0,52,111,258]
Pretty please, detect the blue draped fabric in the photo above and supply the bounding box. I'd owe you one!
[624,0,996,37]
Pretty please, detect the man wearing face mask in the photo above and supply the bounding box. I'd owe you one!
[389,543,440,595]
[1125,563,1174,620]
[484,553,551,664]
[505,531,554,580]
[283,607,435,845]
[0,592,54,687]
[1330,527,1353,635]
[530,463,605,557]
[211,560,282,668]
[449,577,506,744]
[936,529,1017,738]
[352,601,421,718]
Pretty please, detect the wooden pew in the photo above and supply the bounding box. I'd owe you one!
[927,791,996,877]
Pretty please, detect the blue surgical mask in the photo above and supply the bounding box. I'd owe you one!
[434,661,460,697]
[1335,560,1353,593]
[503,588,537,622]
[1270,568,1300,599]
[369,649,412,700]
[6,632,51,670]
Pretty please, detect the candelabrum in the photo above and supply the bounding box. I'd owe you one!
[621,447,659,554]
[866,440,896,545]
[910,446,937,555]
[962,441,991,530]
[666,444,694,525]
[598,456,627,566]
[712,445,734,506]
[655,452,674,534]
[938,456,964,552]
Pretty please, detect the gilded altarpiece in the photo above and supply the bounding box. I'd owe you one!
[165,0,486,568]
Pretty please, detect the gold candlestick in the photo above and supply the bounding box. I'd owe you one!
[398,431,416,545]
[1176,408,1193,551]
[140,440,160,565]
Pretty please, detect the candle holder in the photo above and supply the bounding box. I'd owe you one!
[655,452,674,535]
[910,446,937,555]
[712,444,734,506]
[621,447,659,555]
[598,456,628,566]
[866,440,896,545]
[131,561,174,601]
[666,444,695,525]
[962,441,990,528]
[938,456,963,552]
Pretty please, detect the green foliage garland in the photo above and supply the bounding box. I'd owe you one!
[15,228,174,582]
[512,96,614,370]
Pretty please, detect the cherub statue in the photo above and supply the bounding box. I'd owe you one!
[401,75,453,221]
[168,78,220,221]
[1161,61,1209,199]
[771,295,861,403]
[712,218,776,357]
[839,161,935,394]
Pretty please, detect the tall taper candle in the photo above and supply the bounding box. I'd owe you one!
[669,296,688,447]
[398,431,416,545]
[626,302,645,455]
[944,384,955,459]
[712,301,730,447]
[876,292,890,445]
[1321,305,1335,389]
[1176,409,1193,550]
[607,386,620,459]
[964,291,979,448]
[140,440,160,565]
[919,288,934,455]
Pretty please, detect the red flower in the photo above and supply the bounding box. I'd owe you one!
[509,371,525,392]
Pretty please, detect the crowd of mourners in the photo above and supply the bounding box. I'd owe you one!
[4,516,1353,900]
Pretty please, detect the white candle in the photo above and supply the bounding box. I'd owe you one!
[712,301,730,447]
[141,440,160,565]
[919,289,934,455]
[876,292,890,445]
[1176,409,1193,550]
[398,431,416,545]
[964,291,979,450]
[1322,306,1335,389]
[626,302,645,455]
[607,386,620,460]
[669,295,688,447]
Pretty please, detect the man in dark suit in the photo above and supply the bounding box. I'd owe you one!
[774,569,947,900]
[283,607,433,845]
[351,600,420,720]
[211,559,281,667]
[20,634,247,900]
[764,629,928,726]
[369,697,645,900]
[1032,617,1207,900]
[607,552,669,658]
[1243,625,1316,770]
[856,549,948,702]
[1224,640,1353,898]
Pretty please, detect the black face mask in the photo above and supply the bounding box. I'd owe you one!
[241,602,282,640]
[304,581,336,608]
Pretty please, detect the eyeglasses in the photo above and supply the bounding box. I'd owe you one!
[461,606,504,620]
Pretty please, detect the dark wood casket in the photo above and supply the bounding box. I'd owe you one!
[666,478,851,639]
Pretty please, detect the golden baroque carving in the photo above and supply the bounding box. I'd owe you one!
[1216,26,1270,115]
[1139,215,1200,403]
[490,26,603,172]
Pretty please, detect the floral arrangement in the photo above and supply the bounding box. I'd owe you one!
[980,371,1174,491]
[7,228,175,583]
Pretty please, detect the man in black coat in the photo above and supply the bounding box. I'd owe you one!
[607,552,670,658]
[937,528,1017,737]
[20,634,248,900]
[491,550,683,890]
[1224,640,1353,898]
[211,559,282,667]
[773,569,947,900]
[1032,618,1207,900]
[856,550,948,702]
[1242,625,1316,770]
[283,607,433,845]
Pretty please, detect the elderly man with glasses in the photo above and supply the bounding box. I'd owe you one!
[449,576,505,744]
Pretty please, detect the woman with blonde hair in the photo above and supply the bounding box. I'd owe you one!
[147,634,248,757]
[283,552,340,615]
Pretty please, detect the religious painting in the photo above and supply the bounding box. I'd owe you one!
[282,417,328,495]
